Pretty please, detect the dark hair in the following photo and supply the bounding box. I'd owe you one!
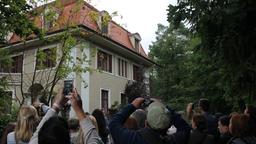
[192,114,207,132]
[219,115,230,126]
[38,116,70,144]
[92,109,109,143]
[214,112,223,119]
[230,114,251,137]
[245,105,256,136]
[246,105,256,121]
[199,98,210,112]
[68,118,79,131]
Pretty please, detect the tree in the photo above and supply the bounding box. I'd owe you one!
[124,65,148,103]
[167,0,256,107]
[0,0,115,107]
[149,23,190,102]
[0,0,40,44]
[149,23,233,112]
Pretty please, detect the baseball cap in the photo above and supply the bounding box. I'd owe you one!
[147,102,170,130]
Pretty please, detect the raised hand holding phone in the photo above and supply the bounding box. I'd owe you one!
[52,87,69,112]
[67,88,86,120]
[63,80,74,96]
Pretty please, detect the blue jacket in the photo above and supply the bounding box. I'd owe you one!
[108,104,191,144]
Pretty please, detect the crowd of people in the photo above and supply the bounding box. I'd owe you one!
[0,87,256,144]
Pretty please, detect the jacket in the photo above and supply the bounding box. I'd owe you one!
[188,129,215,144]
[228,136,256,144]
[108,104,191,144]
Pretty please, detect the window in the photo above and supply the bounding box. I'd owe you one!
[135,39,140,51]
[97,50,112,73]
[118,58,127,77]
[36,48,56,70]
[0,91,12,114]
[133,65,142,81]
[0,55,23,73]
[121,93,127,106]
[101,89,109,114]
[42,8,59,30]
[97,11,109,35]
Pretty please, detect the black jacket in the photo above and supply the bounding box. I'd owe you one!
[188,129,215,144]
[228,136,256,144]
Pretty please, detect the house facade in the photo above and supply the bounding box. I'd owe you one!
[0,0,153,115]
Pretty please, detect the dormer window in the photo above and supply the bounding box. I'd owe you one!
[135,39,140,51]
[42,7,60,30]
[130,33,141,52]
[96,11,111,35]
[5,32,13,42]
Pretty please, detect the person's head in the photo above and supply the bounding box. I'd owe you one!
[124,116,138,130]
[92,109,106,129]
[92,109,108,143]
[244,105,256,120]
[218,115,230,134]
[38,116,70,144]
[15,105,39,143]
[146,102,170,134]
[131,109,146,129]
[68,118,79,133]
[229,114,251,137]
[198,98,210,112]
[191,114,207,132]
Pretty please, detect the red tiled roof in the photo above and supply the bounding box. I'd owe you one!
[9,0,148,57]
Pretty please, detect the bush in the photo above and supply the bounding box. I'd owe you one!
[0,105,18,138]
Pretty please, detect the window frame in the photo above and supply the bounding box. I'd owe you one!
[97,49,113,73]
[118,58,128,78]
[100,88,110,114]
[120,92,127,106]
[133,64,141,81]
[0,53,23,74]
[35,47,57,71]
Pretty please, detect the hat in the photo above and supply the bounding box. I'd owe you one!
[147,102,170,130]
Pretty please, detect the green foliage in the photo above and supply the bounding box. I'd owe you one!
[0,0,41,44]
[0,88,18,138]
[149,23,234,113]
[0,49,12,70]
[124,80,147,103]
[166,0,256,110]
[149,23,190,102]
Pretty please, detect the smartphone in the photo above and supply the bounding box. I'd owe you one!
[63,80,73,96]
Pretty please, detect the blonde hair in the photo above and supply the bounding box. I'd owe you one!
[15,105,39,143]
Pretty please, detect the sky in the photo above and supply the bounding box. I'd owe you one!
[90,0,177,54]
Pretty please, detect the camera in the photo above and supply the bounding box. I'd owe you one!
[63,80,73,96]
[141,97,153,108]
